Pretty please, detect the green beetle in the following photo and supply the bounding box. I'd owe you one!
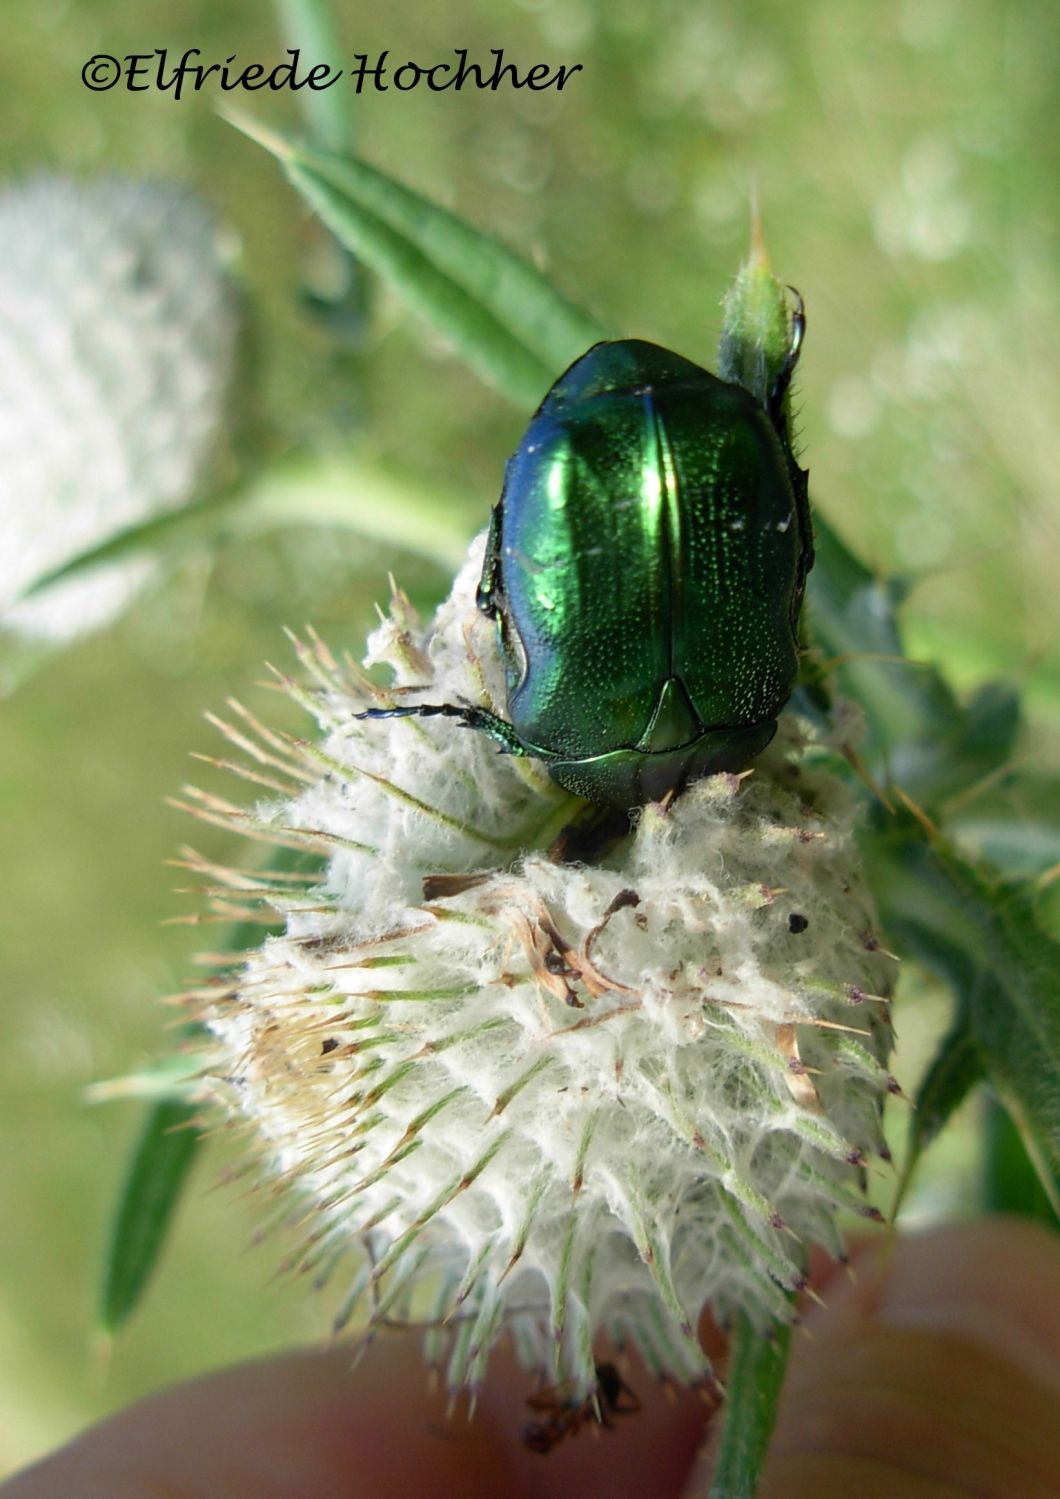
[359,300,812,810]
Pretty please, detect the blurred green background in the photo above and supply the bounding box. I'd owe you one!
[1,0,1057,1476]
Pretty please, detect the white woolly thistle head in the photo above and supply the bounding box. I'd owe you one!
[0,176,239,639]
[188,536,895,1401]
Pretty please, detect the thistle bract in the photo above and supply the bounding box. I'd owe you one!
[193,539,893,1398]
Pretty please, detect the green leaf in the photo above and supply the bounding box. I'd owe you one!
[84,1047,206,1105]
[709,1310,792,1499]
[869,824,1060,1213]
[983,1096,1059,1226]
[948,772,1060,880]
[912,1017,983,1156]
[227,114,608,408]
[101,846,322,1334]
[18,449,482,604]
[240,450,482,566]
[274,0,352,156]
[100,1098,202,1335]
[17,476,251,601]
[273,0,372,345]
[808,521,1022,805]
[894,1013,983,1214]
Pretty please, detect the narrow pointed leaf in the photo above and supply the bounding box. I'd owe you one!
[912,1017,983,1157]
[101,847,321,1334]
[895,1012,983,1214]
[19,450,481,603]
[85,1049,206,1105]
[273,0,372,343]
[274,0,352,155]
[228,115,608,406]
[17,478,250,601]
[100,1098,202,1334]
[281,138,608,371]
[709,1310,793,1498]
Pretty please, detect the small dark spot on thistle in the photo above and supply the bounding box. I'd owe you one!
[321,1037,339,1054]
[788,912,809,933]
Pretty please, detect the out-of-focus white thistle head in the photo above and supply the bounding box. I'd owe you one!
[0,175,240,639]
[188,538,895,1402]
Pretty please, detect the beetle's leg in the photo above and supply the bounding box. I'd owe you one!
[476,495,505,619]
[355,701,528,756]
[767,286,805,428]
[547,802,632,864]
[790,459,815,592]
[769,287,814,599]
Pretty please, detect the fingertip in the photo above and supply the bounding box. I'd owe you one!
[1,1341,508,1499]
[759,1217,1060,1499]
[1,1336,709,1499]
[806,1216,1060,1395]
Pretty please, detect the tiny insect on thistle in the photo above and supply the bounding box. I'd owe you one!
[356,296,811,811]
[522,1359,642,1454]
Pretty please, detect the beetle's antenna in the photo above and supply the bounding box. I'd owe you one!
[355,702,528,757]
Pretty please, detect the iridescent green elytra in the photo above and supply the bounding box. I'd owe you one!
[360,311,812,810]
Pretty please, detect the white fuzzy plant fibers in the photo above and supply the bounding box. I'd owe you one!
[0,177,238,638]
[195,536,893,1398]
